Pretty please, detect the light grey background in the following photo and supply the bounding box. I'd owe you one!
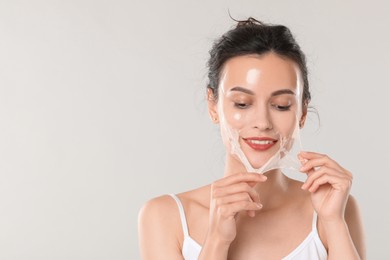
[0,0,389,259]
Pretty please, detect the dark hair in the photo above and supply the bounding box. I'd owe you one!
[207,17,311,108]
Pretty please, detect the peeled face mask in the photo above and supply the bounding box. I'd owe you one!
[217,54,304,174]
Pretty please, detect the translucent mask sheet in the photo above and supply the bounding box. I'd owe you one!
[217,57,304,174]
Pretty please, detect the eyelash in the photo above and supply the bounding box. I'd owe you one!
[272,104,291,111]
[234,103,250,109]
[234,103,291,111]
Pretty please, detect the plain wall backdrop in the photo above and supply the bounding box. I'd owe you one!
[1,0,389,259]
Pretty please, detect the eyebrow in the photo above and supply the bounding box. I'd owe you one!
[229,86,295,96]
[229,86,255,95]
[271,89,296,96]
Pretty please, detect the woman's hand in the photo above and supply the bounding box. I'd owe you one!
[207,173,267,246]
[299,151,353,222]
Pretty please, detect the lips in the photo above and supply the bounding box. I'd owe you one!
[243,137,278,151]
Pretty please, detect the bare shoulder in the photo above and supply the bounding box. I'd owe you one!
[139,194,177,216]
[138,195,183,259]
[138,185,210,238]
[345,195,366,259]
[138,194,180,234]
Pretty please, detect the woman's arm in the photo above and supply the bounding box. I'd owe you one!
[299,151,366,260]
[345,195,366,259]
[320,195,365,260]
[138,195,183,260]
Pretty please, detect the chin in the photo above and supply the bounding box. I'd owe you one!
[243,148,279,169]
[247,157,272,169]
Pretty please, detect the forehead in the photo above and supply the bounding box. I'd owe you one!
[219,53,300,94]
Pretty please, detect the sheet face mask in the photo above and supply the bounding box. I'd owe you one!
[217,55,304,174]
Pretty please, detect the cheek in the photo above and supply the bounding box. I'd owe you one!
[225,111,247,129]
[220,102,247,129]
[271,112,298,136]
[233,112,242,121]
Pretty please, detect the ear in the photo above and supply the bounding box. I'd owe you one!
[299,102,308,128]
[207,88,219,124]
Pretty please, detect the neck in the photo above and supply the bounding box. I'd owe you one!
[224,153,291,210]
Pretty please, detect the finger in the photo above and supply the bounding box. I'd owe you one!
[216,192,262,206]
[298,153,308,165]
[299,151,339,166]
[213,183,260,203]
[247,181,261,188]
[300,156,340,172]
[307,174,349,193]
[214,173,267,188]
[247,210,256,218]
[300,167,316,178]
[218,201,262,218]
[301,166,338,190]
[299,151,326,159]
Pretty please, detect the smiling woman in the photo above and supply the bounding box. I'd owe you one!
[138,18,365,260]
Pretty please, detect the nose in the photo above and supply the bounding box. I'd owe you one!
[252,105,273,131]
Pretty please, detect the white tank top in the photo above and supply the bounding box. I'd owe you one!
[170,194,328,260]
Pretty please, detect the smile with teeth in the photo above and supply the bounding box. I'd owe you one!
[243,137,277,151]
[246,139,275,145]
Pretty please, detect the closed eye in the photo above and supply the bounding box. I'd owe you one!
[234,103,250,109]
[272,104,291,111]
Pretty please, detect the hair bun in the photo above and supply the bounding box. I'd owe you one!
[235,17,264,27]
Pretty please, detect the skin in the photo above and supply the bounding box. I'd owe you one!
[138,53,366,259]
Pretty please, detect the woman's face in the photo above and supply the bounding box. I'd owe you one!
[211,53,305,169]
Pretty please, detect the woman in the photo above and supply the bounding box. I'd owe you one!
[138,18,365,259]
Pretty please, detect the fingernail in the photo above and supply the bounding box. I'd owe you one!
[256,203,263,209]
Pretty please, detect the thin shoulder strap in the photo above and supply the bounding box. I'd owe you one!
[169,194,189,237]
[312,211,318,231]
